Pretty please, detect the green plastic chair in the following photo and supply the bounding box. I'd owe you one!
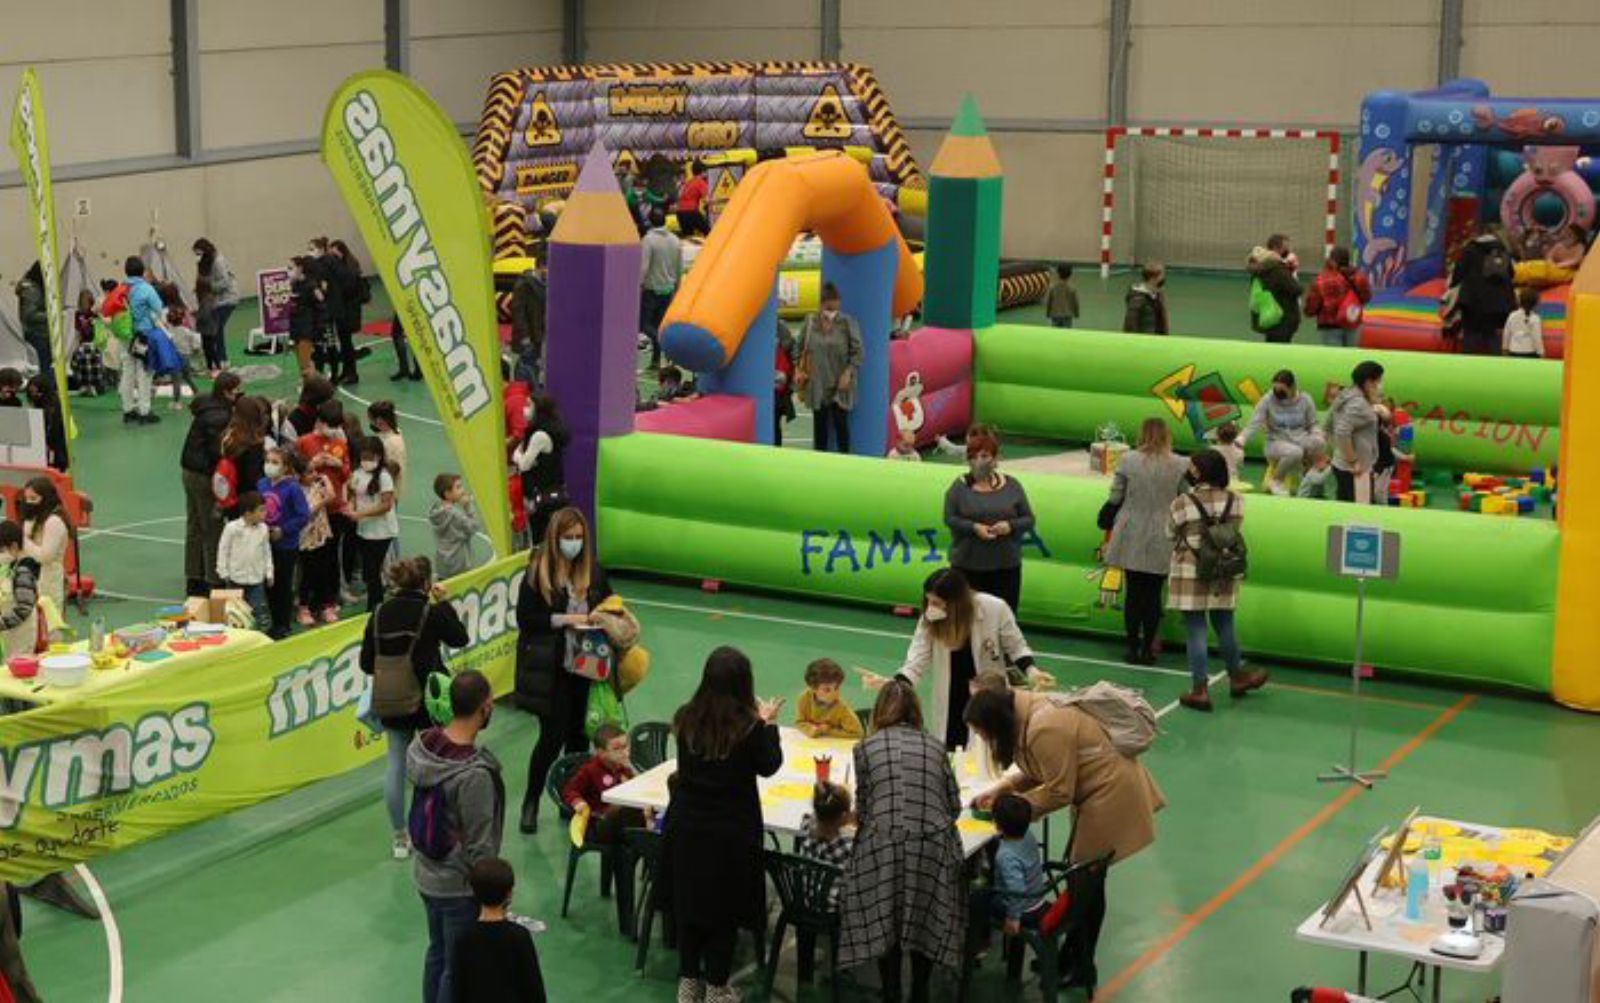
[763,851,845,1000]
[628,720,672,772]
[547,751,632,935]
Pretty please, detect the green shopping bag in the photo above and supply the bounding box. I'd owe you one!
[1249,276,1282,333]
[584,679,629,740]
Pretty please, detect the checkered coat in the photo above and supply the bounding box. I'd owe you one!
[837,725,966,972]
[1165,486,1243,612]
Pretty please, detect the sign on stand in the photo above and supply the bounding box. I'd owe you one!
[1321,524,1402,788]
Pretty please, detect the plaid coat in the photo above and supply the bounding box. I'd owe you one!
[837,725,966,972]
[1165,486,1243,612]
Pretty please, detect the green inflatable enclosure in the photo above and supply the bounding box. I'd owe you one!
[598,432,1555,692]
[975,326,1562,475]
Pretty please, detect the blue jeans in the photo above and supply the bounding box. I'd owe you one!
[421,893,478,1003]
[1050,317,1074,329]
[384,727,414,831]
[229,582,269,630]
[1183,610,1241,685]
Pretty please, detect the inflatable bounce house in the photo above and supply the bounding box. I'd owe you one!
[1356,79,1600,357]
[539,94,1600,713]
[472,61,1051,320]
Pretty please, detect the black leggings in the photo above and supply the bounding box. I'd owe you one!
[298,542,339,611]
[359,536,393,611]
[679,921,736,985]
[878,948,933,1003]
[1122,571,1166,653]
[813,402,851,453]
[524,674,589,810]
[958,564,1022,615]
[267,549,299,635]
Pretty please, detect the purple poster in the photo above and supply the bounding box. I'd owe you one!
[256,268,292,335]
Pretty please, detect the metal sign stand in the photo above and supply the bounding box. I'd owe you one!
[1320,525,1402,789]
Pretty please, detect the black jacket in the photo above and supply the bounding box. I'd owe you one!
[305,256,344,331]
[359,588,470,731]
[181,393,234,475]
[509,272,546,353]
[1453,235,1518,319]
[1249,258,1303,338]
[513,563,611,715]
[333,260,365,334]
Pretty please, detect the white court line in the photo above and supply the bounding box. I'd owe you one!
[85,529,183,546]
[338,385,445,428]
[1154,671,1228,718]
[74,863,123,1003]
[624,596,1193,681]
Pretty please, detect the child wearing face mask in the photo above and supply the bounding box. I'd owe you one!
[513,395,570,544]
[348,437,399,611]
[367,400,407,501]
[259,449,311,638]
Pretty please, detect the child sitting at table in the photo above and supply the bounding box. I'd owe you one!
[795,658,864,739]
[562,723,647,843]
[992,794,1049,935]
[797,780,855,977]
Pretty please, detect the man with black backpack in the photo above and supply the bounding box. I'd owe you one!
[1166,449,1267,713]
[407,670,506,1003]
[1450,225,1518,356]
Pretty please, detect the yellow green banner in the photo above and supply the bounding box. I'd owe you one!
[0,555,525,882]
[320,70,511,556]
[9,67,75,452]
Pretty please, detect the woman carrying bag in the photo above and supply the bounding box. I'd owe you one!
[359,557,469,861]
[514,506,613,834]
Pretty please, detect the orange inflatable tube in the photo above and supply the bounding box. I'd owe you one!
[660,152,922,371]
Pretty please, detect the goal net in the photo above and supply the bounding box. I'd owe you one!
[1101,128,1339,276]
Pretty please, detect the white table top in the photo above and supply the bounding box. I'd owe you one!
[604,727,1001,858]
[1295,816,1510,974]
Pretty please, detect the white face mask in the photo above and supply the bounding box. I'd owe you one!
[821,309,839,322]
[361,459,379,472]
[264,462,284,479]
[559,538,584,560]
[523,403,534,423]
[924,606,947,623]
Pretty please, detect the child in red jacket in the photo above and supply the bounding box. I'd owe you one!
[562,724,647,842]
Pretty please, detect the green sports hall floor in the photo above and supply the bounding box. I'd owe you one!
[25,271,1596,1001]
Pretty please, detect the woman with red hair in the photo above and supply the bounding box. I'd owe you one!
[942,427,1034,614]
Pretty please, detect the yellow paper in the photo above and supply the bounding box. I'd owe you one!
[766,782,816,802]
[957,817,996,837]
[1412,820,1462,838]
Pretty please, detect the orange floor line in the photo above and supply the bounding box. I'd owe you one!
[1094,694,1477,1002]
[1269,680,1447,712]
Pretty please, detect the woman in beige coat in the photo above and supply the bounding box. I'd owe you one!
[966,687,1164,994]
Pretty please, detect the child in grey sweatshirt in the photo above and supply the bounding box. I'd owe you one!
[429,473,484,580]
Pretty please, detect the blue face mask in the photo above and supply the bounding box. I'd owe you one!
[559,538,584,560]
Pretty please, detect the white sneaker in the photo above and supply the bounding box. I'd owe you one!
[1266,478,1289,497]
[391,832,411,860]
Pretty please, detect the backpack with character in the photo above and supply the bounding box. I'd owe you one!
[1185,491,1248,582]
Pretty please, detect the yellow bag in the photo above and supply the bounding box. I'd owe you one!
[618,645,651,696]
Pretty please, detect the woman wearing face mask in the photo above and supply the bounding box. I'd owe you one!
[1238,369,1324,496]
[512,394,570,544]
[795,282,863,453]
[514,506,614,833]
[1328,360,1386,504]
[860,568,1052,750]
[943,427,1034,614]
[16,478,71,632]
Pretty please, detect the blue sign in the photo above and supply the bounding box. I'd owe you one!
[1339,525,1384,578]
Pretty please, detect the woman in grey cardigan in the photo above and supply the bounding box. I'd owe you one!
[1103,418,1189,665]
[1329,360,1385,504]
[192,238,240,374]
[943,427,1034,614]
[795,282,863,454]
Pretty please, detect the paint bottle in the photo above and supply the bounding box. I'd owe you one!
[1406,854,1430,921]
[90,616,105,654]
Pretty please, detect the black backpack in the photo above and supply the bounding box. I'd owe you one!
[1186,492,1247,582]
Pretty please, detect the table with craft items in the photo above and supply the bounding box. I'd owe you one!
[603,727,1003,858]
[1295,815,1573,1003]
[0,628,270,708]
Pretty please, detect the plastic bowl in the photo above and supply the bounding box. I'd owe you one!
[7,656,39,679]
[41,654,91,688]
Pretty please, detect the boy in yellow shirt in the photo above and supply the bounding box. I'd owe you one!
[795,658,864,739]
